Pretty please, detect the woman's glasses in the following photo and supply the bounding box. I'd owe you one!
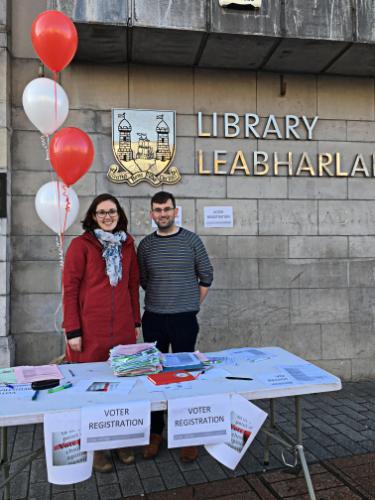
[95,209,118,218]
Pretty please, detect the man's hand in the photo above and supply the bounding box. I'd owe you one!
[199,286,209,304]
[68,337,82,352]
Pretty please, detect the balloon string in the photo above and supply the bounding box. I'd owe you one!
[53,72,58,129]
[40,134,50,160]
[55,235,64,336]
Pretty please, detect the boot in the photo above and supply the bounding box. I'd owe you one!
[143,433,163,459]
[179,446,198,463]
[117,447,135,465]
[93,450,113,473]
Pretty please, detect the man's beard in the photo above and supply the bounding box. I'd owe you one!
[156,218,175,232]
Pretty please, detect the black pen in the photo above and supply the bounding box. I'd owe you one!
[225,376,253,381]
[32,390,39,401]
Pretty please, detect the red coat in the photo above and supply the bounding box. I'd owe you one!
[63,231,141,363]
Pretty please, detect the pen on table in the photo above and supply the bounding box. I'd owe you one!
[225,376,253,381]
[48,382,73,394]
[68,369,75,377]
[32,390,39,401]
[195,370,206,379]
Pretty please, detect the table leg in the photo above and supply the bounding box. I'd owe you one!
[264,399,275,466]
[0,427,10,500]
[294,397,316,500]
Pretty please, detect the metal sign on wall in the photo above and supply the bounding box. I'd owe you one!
[107,109,181,186]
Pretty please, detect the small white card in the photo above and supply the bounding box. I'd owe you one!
[204,206,233,228]
[167,393,231,448]
[80,401,151,451]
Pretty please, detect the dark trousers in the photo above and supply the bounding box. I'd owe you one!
[142,310,199,435]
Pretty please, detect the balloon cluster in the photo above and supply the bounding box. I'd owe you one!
[22,10,95,237]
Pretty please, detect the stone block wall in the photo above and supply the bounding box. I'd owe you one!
[6,1,375,379]
[0,0,14,366]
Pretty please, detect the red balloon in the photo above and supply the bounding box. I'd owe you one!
[49,127,94,186]
[31,10,78,72]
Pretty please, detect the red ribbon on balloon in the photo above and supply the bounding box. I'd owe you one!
[31,10,78,73]
[49,127,94,187]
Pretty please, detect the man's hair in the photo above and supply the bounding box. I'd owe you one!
[82,193,128,232]
[151,191,176,208]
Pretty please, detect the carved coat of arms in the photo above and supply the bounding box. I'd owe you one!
[107,109,181,186]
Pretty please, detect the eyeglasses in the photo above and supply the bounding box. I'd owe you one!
[95,209,118,218]
[152,207,175,214]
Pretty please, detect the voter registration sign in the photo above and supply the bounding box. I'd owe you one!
[80,401,151,451]
[167,393,231,448]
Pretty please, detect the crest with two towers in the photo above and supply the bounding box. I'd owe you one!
[107,109,181,186]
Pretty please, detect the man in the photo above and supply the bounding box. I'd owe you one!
[138,191,214,463]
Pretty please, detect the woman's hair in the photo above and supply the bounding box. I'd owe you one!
[81,193,128,232]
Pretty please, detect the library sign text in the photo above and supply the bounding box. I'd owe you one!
[197,112,374,177]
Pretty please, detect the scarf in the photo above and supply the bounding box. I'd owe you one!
[94,229,127,287]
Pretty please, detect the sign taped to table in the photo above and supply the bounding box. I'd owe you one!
[80,401,151,451]
[167,393,231,448]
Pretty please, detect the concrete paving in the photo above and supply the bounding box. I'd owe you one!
[1,381,374,499]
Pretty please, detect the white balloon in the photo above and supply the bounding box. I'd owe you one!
[22,78,69,135]
[35,181,79,234]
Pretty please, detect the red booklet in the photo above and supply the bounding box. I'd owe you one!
[147,370,196,385]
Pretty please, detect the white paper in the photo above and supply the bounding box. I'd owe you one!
[73,379,136,394]
[0,384,34,399]
[80,401,151,451]
[257,371,296,388]
[280,364,333,383]
[205,394,267,470]
[167,393,231,448]
[204,206,233,228]
[43,410,93,485]
[152,205,182,228]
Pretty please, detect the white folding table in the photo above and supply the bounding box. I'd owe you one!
[0,347,341,500]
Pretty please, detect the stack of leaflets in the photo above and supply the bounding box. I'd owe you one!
[109,343,163,377]
[161,352,207,371]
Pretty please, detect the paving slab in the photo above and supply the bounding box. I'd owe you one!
[1,381,375,499]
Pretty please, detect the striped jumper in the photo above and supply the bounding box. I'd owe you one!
[137,228,214,314]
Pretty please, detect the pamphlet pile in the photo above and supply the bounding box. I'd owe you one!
[109,343,163,376]
[161,352,206,371]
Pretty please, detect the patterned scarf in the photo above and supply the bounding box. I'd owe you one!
[94,229,127,287]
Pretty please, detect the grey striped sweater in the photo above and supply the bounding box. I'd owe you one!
[137,228,214,314]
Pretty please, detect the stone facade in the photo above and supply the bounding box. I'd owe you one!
[3,0,375,379]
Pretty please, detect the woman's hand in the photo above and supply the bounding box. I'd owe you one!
[68,337,82,352]
[135,327,141,339]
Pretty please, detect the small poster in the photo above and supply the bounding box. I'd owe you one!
[44,410,93,485]
[205,394,267,470]
[204,206,233,228]
[167,393,231,448]
[80,401,151,451]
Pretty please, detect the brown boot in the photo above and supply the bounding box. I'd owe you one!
[93,450,113,473]
[179,446,198,463]
[143,433,163,459]
[117,447,135,465]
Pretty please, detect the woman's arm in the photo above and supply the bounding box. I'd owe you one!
[63,239,86,350]
[128,242,141,329]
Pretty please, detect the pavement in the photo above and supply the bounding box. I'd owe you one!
[1,381,375,499]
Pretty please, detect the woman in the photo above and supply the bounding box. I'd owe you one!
[63,193,140,473]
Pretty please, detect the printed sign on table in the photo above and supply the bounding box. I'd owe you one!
[167,393,231,448]
[44,410,93,485]
[80,401,151,451]
[205,394,267,470]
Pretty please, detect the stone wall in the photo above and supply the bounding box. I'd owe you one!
[0,0,14,366]
[7,0,375,379]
